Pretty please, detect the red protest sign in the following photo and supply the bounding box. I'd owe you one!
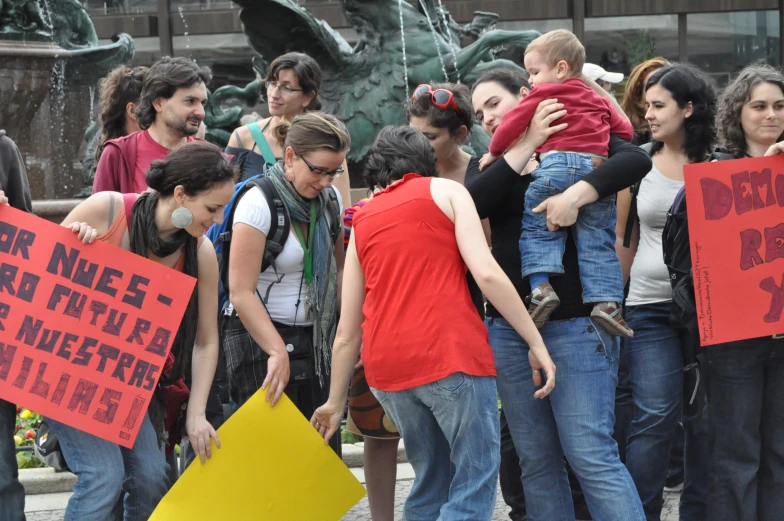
[0,205,196,447]
[684,156,784,346]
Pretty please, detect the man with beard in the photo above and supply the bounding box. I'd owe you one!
[93,56,211,193]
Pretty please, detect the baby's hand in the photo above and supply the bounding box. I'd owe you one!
[479,153,499,171]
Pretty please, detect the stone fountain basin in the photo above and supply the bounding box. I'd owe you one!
[0,34,134,200]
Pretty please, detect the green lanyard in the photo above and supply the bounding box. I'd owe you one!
[292,200,317,285]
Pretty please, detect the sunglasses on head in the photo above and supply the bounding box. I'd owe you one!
[413,84,462,115]
[297,154,344,179]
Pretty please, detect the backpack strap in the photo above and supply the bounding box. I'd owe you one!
[623,142,654,248]
[247,122,277,166]
[324,187,342,244]
[231,129,244,149]
[254,176,290,274]
[219,176,290,307]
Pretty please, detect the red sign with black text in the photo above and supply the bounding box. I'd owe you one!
[0,206,196,447]
[684,156,784,346]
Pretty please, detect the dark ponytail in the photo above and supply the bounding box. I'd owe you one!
[129,141,235,444]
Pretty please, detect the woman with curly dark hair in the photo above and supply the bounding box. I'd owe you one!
[615,63,717,521]
[707,61,784,521]
[95,65,148,162]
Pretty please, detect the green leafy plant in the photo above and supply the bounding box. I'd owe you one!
[14,407,46,469]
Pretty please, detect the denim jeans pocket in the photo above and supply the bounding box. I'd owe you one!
[579,195,616,230]
[430,372,473,401]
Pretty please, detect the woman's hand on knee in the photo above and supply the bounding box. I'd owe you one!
[186,411,221,464]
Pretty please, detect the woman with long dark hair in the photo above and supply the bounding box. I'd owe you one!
[470,67,652,520]
[616,63,718,521]
[51,141,235,521]
[95,65,148,162]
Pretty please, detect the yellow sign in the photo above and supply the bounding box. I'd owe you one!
[150,389,366,521]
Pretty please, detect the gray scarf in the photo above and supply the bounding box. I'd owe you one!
[268,162,337,386]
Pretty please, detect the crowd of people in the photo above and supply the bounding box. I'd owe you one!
[0,26,782,521]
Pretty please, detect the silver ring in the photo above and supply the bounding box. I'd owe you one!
[532,369,540,373]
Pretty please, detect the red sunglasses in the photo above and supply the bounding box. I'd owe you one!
[412,84,462,115]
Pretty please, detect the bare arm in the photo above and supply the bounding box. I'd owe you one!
[311,233,365,444]
[615,187,640,285]
[227,222,290,406]
[433,179,555,397]
[187,237,222,462]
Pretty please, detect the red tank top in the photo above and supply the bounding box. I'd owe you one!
[353,174,496,392]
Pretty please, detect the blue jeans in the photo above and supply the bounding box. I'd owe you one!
[48,414,170,521]
[487,315,644,521]
[622,303,683,521]
[371,373,500,521]
[521,152,623,303]
[0,399,25,521]
[706,336,784,521]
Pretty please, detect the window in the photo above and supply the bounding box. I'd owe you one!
[85,0,157,15]
[497,19,573,33]
[584,16,679,77]
[688,11,780,88]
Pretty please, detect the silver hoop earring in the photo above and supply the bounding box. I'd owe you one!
[171,206,193,229]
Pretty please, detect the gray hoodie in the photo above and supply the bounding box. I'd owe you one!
[0,130,32,212]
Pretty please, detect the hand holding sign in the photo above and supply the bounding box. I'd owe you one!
[684,155,784,345]
[0,205,196,447]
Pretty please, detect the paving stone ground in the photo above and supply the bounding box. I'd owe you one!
[26,479,682,520]
[338,480,682,521]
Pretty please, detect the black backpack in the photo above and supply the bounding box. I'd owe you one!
[661,148,734,338]
[660,148,733,424]
[209,175,342,313]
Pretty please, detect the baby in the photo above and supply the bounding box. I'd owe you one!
[482,30,634,337]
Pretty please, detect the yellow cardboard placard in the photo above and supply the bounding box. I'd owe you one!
[149,389,366,521]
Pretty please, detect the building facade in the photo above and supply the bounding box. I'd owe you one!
[88,0,784,87]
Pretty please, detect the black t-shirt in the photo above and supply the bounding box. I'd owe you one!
[463,156,484,319]
[466,136,651,321]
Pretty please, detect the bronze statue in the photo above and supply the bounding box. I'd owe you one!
[232,0,539,163]
[0,0,51,35]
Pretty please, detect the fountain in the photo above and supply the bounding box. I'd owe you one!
[226,0,539,170]
[47,0,537,197]
[0,0,133,206]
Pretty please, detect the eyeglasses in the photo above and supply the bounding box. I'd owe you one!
[297,154,344,179]
[266,81,303,96]
[412,84,462,115]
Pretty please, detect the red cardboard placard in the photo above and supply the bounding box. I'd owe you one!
[684,156,784,346]
[0,206,196,447]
